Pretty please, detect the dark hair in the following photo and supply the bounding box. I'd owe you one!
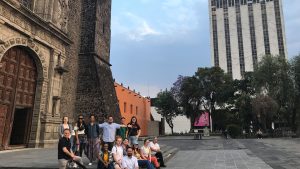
[121,117,125,120]
[144,138,149,144]
[123,138,129,142]
[63,128,70,132]
[108,115,113,119]
[129,116,139,126]
[126,146,133,151]
[62,116,69,124]
[90,114,95,118]
[77,115,86,130]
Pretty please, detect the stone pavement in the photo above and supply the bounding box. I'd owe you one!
[165,150,272,169]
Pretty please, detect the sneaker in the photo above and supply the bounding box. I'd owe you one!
[73,163,78,168]
[161,164,167,167]
[88,163,92,166]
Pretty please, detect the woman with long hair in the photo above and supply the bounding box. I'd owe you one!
[127,116,141,145]
[74,115,87,157]
[58,116,74,151]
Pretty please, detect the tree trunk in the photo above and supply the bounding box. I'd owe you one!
[171,127,174,135]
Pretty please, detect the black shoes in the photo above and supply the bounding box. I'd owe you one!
[161,164,167,167]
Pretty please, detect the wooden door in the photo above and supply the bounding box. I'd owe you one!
[0,47,37,148]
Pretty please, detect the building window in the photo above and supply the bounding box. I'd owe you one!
[136,106,138,115]
[124,102,127,113]
[130,104,133,114]
[248,2,258,67]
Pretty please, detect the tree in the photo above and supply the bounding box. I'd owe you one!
[253,55,295,128]
[252,95,279,130]
[290,54,300,131]
[178,67,234,130]
[155,89,179,134]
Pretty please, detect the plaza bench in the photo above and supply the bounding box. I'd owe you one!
[191,129,204,140]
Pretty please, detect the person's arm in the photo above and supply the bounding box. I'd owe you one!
[97,152,106,165]
[63,147,75,159]
[74,125,79,145]
[139,148,147,160]
[58,125,63,138]
[98,123,105,128]
[136,125,141,137]
[148,149,152,161]
[115,123,121,129]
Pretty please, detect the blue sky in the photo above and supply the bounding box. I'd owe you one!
[110,0,300,98]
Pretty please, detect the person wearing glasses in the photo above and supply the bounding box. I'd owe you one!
[74,115,87,157]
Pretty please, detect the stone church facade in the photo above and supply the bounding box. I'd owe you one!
[0,0,119,150]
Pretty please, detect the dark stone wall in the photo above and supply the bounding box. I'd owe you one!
[75,0,120,122]
[60,0,82,122]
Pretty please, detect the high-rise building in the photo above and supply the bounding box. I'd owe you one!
[209,0,287,79]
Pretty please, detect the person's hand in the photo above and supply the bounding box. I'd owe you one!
[127,124,132,128]
[104,163,108,167]
[70,153,75,159]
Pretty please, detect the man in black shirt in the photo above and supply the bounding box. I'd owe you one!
[58,128,83,169]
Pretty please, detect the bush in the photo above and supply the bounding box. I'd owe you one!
[227,124,242,138]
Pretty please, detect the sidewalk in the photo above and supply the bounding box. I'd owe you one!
[0,143,177,169]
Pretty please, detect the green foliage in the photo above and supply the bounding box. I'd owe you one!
[226,124,242,138]
[155,89,179,134]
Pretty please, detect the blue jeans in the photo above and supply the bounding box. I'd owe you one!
[97,160,113,169]
[129,136,138,145]
[138,160,154,169]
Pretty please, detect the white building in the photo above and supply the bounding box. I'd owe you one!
[209,0,287,79]
[151,107,191,134]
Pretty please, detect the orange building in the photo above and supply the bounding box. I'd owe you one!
[114,82,151,136]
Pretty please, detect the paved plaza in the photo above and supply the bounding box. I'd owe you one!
[1,136,300,169]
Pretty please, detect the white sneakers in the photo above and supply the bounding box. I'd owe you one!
[88,163,92,166]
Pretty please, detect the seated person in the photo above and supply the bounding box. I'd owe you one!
[133,144,154,169]
[122,147,139,169]
[112,136,124,169]
[122,138,130,156]
[149,137,166,167]
[257,129,263,139]
[97,143,113,169]
[58,129,83,169]
[140,139,160,169]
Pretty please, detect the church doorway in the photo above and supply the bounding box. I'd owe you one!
[0,46,37,148]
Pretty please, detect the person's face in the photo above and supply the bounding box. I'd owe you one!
[134,144,139,149]
[64,130,70,138]
[127,148,133,157]
[79,116,83,122]
[123,139,129,146]
[132,118,136,123]
[90,116,95,122]
[144,140,150,146]
[121,118,125,124]
[116,138,122,146]
[108,117,113,124]
[103,144,108,151]
[154,137,158,143]
[63,117,68,124]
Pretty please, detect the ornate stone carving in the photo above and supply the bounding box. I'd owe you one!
[52,0,69,32]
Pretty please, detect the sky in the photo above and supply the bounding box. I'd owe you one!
[110,0,300,98]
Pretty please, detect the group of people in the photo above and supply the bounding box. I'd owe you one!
[57,114,166,169]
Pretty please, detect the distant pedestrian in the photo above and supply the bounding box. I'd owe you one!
[257,129,263,139]
[75,115,87,157]
[59,116,74,151]
[117,117,128,140]
[85,114,101,166]
[127,116,141,145]
[58,128,83,169]
[99,115,121,151]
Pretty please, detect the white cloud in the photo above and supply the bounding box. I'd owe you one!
[128,21,161,41]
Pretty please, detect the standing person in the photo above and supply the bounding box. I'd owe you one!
[257,128,263,139]
[75,115,87,157]
[99,115,121,151]
[97,143,113,169]
[59,116,74,151]
[140,139,160,169]
[122,147,139,169]
[127,116,141,145]
[58,128,83,169]
[85,114,101,166]
[149,137,166,167]
[112,136,124,169]
[117,117,128,140]
[133,144,154,169]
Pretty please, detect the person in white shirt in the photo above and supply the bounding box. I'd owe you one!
[112,136,124,169]
[122,147,139,169]
[140,139,160,169]
[149,137,166,167]
[99,115,122,151]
